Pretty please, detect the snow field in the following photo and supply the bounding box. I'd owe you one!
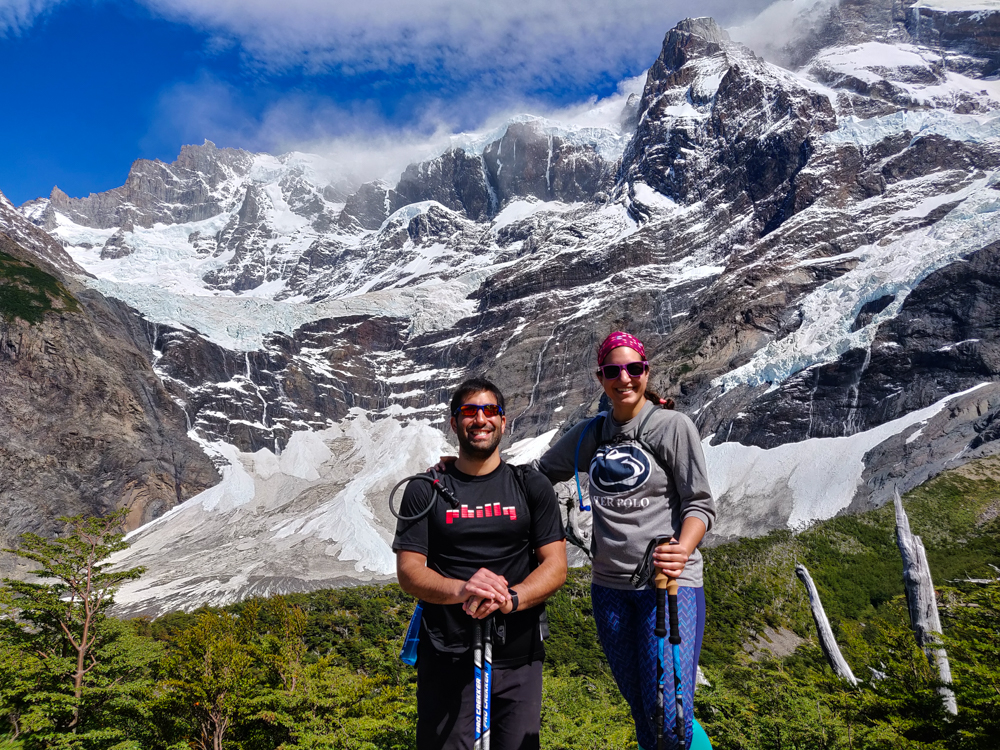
[705,384,992,531]
[111,412,456,613]
[112,381,994,613]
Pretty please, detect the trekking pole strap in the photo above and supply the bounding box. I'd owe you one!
[630,535,673,589]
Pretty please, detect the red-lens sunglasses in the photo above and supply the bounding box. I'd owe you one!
[453,403,505,418]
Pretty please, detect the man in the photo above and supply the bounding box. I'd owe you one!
[393,377,567,750]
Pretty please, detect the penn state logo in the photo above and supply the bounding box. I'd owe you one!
[590,444,651,495]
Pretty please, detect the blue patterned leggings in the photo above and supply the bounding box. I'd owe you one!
[591,584,705,750]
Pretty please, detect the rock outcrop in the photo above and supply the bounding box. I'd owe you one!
[0,197,219,573]
[39,141,255,230]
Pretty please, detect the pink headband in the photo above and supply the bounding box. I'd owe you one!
[597,332,646,365]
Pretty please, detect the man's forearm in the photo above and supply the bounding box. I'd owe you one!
[398,551,511,606]
[398,554,466,605]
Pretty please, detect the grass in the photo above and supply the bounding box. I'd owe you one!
[698,453,1000,667]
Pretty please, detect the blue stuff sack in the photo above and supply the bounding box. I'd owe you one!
[400,601,423,666]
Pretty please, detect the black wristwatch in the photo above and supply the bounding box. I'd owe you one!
[508,589,519,613]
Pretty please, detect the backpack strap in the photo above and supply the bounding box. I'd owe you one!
[509,462,529,502]
[617,405,670,476]
[635,405,658,443]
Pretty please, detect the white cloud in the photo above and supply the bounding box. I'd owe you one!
[141,0,775,83]
[0,0,65,34]
[727,0,838,66]
[140,74,460,186]
[141,68,649,190]
[10,0,799,193]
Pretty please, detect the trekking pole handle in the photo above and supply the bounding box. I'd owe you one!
[655,570,668,638]
[665,574,681,645]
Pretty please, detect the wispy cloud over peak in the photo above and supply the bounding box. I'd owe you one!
[146,0,775,86]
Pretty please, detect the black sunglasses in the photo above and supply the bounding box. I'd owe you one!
[597,361,649,379]
[453,403,505,418]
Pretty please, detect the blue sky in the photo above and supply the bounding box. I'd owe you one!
[0,0,777,206]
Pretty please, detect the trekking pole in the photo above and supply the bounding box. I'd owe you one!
[656,570,686,748]
[483,616,493,750]
[472,616,494,750]
[473,620,483,750]
[655,570,668,750]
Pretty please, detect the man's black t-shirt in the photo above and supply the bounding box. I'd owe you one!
[392,462,564,669]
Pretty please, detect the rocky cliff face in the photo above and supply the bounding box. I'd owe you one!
[0,197,219,574]
[907,0,1000,77]
[12,0,1000,611]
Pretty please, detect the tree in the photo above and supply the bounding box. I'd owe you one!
[155,608,261,750]
[0,510,149,745]
[941,582,1000,749]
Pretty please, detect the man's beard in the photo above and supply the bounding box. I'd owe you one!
[456,425,502,460]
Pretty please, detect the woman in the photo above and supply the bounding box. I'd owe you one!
[534,331,715,750]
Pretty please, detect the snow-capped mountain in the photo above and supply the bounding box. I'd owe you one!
[5,0,1000,614]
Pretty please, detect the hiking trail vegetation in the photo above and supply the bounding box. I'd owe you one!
[2,456,999,749]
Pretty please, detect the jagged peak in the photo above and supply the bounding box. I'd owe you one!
[674,16,731,45]
[653,16,734,76]
[380,199,459,231]
[447,113,631,165]
[175,140,254,177]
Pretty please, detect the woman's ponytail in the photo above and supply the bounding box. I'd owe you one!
[644,387,675,410]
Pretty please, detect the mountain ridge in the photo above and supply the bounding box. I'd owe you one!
[4,0,1000,610]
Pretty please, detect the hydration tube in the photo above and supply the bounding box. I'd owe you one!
[388,469,459,522]
[573,415,603,512]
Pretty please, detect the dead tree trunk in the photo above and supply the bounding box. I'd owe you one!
[696,665,711,688]
[795,563,858,686]
[893,488,958,716]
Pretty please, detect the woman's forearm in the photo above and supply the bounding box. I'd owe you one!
[677,515,707,555]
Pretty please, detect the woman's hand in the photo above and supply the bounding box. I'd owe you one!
[653,538,691,578]
[653,517,707,578]
[429,455,458,473]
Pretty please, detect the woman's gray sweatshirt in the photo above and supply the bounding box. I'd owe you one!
[535,401,716,590]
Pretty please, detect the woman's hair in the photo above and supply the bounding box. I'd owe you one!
[643,387,675,410]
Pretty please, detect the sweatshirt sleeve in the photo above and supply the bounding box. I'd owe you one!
[532,418,600,484]
[522,468,567,548]
[653,411,716,534]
